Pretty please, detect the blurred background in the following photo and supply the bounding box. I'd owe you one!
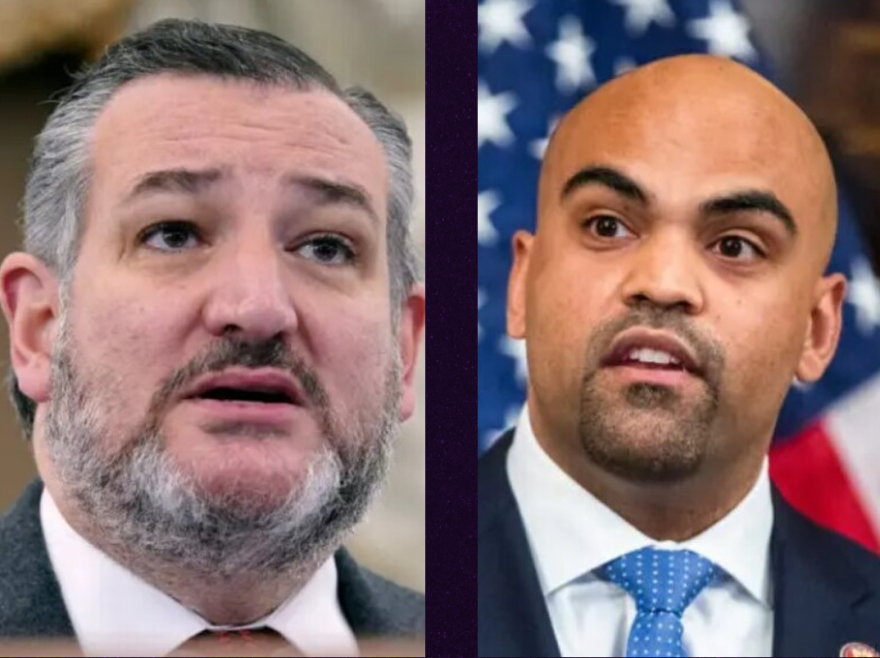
[0,0,424,591]
[744,0,880,265]
[479,0,880,558]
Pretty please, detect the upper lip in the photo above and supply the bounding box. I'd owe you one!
[181,368,304,405]
[601,328,702,375]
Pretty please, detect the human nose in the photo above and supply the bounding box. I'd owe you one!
[618,231,705,314]
[201,240,299,343]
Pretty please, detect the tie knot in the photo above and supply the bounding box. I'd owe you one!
[598,547,719,616]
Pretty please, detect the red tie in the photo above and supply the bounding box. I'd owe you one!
[172,628,302,656]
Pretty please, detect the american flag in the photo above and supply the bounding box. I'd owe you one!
[477,0,880,553]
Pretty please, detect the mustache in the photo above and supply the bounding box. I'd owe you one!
[148,336,329,418]
[587,305,726,386]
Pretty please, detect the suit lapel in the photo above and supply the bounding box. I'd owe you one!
[770,489,875,657]
[0,479,74,638]
[479,432,561,657]
[480,435,880,657]
[336,548,406,636]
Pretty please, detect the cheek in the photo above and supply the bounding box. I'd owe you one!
[526,257,620,392]
[714,295,804,413]
[69,296,178,435]
[307,306,394,413]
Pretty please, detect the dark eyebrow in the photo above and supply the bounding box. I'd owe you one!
[125,168,226,202]
[701,190,798,237]
[561,166,798,237]
[560,166,649,205]
[284,175,380,226]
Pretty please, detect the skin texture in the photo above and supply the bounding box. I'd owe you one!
[0,74,425,624]
[507,55,845,540]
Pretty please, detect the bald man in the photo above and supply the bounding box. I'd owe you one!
[478,55,880,658]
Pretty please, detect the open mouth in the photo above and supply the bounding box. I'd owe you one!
[195,387,296,405]
[179,369,306,426]
[601,330,703,378]
[611,347,689,372]
[185,388,301,427]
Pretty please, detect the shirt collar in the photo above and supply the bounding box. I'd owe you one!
[507,405,773,608]
[40,489,359,656]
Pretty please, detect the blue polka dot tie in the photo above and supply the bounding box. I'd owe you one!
[597,547,719,658]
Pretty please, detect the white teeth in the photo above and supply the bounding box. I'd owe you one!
[626,347,681,366]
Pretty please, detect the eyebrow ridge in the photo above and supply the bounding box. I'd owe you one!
[700,191,798,236]
[561,166,798,237]
[285,175,379,226]
[560,166,649,205]
[126,168,226,201]
[124,169,379,226]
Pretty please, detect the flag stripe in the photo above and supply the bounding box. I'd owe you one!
[770,421,880,552]
[824,374,880,537]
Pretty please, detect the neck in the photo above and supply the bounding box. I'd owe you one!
[36,445,331,625]
[59,489,330,624]
[531,420,766,542]
[118,557,319,625]
[582,470,760,541]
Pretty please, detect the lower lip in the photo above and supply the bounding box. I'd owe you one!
[603,365,699,386]
[183,398,300,425]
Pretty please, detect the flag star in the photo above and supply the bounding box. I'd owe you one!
[546,16,596,94]
[478,80,518,149]
[478,0,534,52]
[482,405,523,450]
[609,0,675,37]
[847,257,880,335]
[614,57,637,77]
[478,190,501,246]
[529,115,562,160]
[499,336,529,385]
[686,0,756,61]
[478,288,487,341]
[503,405,521,428]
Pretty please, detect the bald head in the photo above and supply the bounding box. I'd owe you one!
[540,54,837,272]
[507,56,848,526]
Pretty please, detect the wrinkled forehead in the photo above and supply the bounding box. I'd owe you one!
[88,73,388,222]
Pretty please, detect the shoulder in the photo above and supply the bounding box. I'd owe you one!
[479,430,516,534]
[0,479,72,637]
[334,549,424,636]
[773,487,880,587]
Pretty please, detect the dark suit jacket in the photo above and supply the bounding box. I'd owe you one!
[0,479,424,645]
[479,430,880,657]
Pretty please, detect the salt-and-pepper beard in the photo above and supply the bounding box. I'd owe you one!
[44,309,400,580]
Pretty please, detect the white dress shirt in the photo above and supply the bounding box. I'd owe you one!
[507,407,774,658]
[40,489,359,657]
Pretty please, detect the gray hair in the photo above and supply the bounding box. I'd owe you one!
[9,19,421,440]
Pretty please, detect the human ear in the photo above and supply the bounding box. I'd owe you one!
[507,231,534,340]
[0,253,60,404]
[396,283,425,422]
[795,272,847,383]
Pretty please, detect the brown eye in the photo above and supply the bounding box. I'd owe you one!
[713,236,763,261]
[139,221,201,252]
[585,215,633,239]
[296,234,358,266]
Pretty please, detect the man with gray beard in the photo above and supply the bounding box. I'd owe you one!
[0,18,425,657]
[479,55,880,658]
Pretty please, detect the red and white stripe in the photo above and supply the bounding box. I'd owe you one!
[770,373,880,553]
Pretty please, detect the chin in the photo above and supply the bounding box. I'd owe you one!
[579,405,710,484]
[583,426,706,483]
[175,440,313,509]
[194,465,305,514]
